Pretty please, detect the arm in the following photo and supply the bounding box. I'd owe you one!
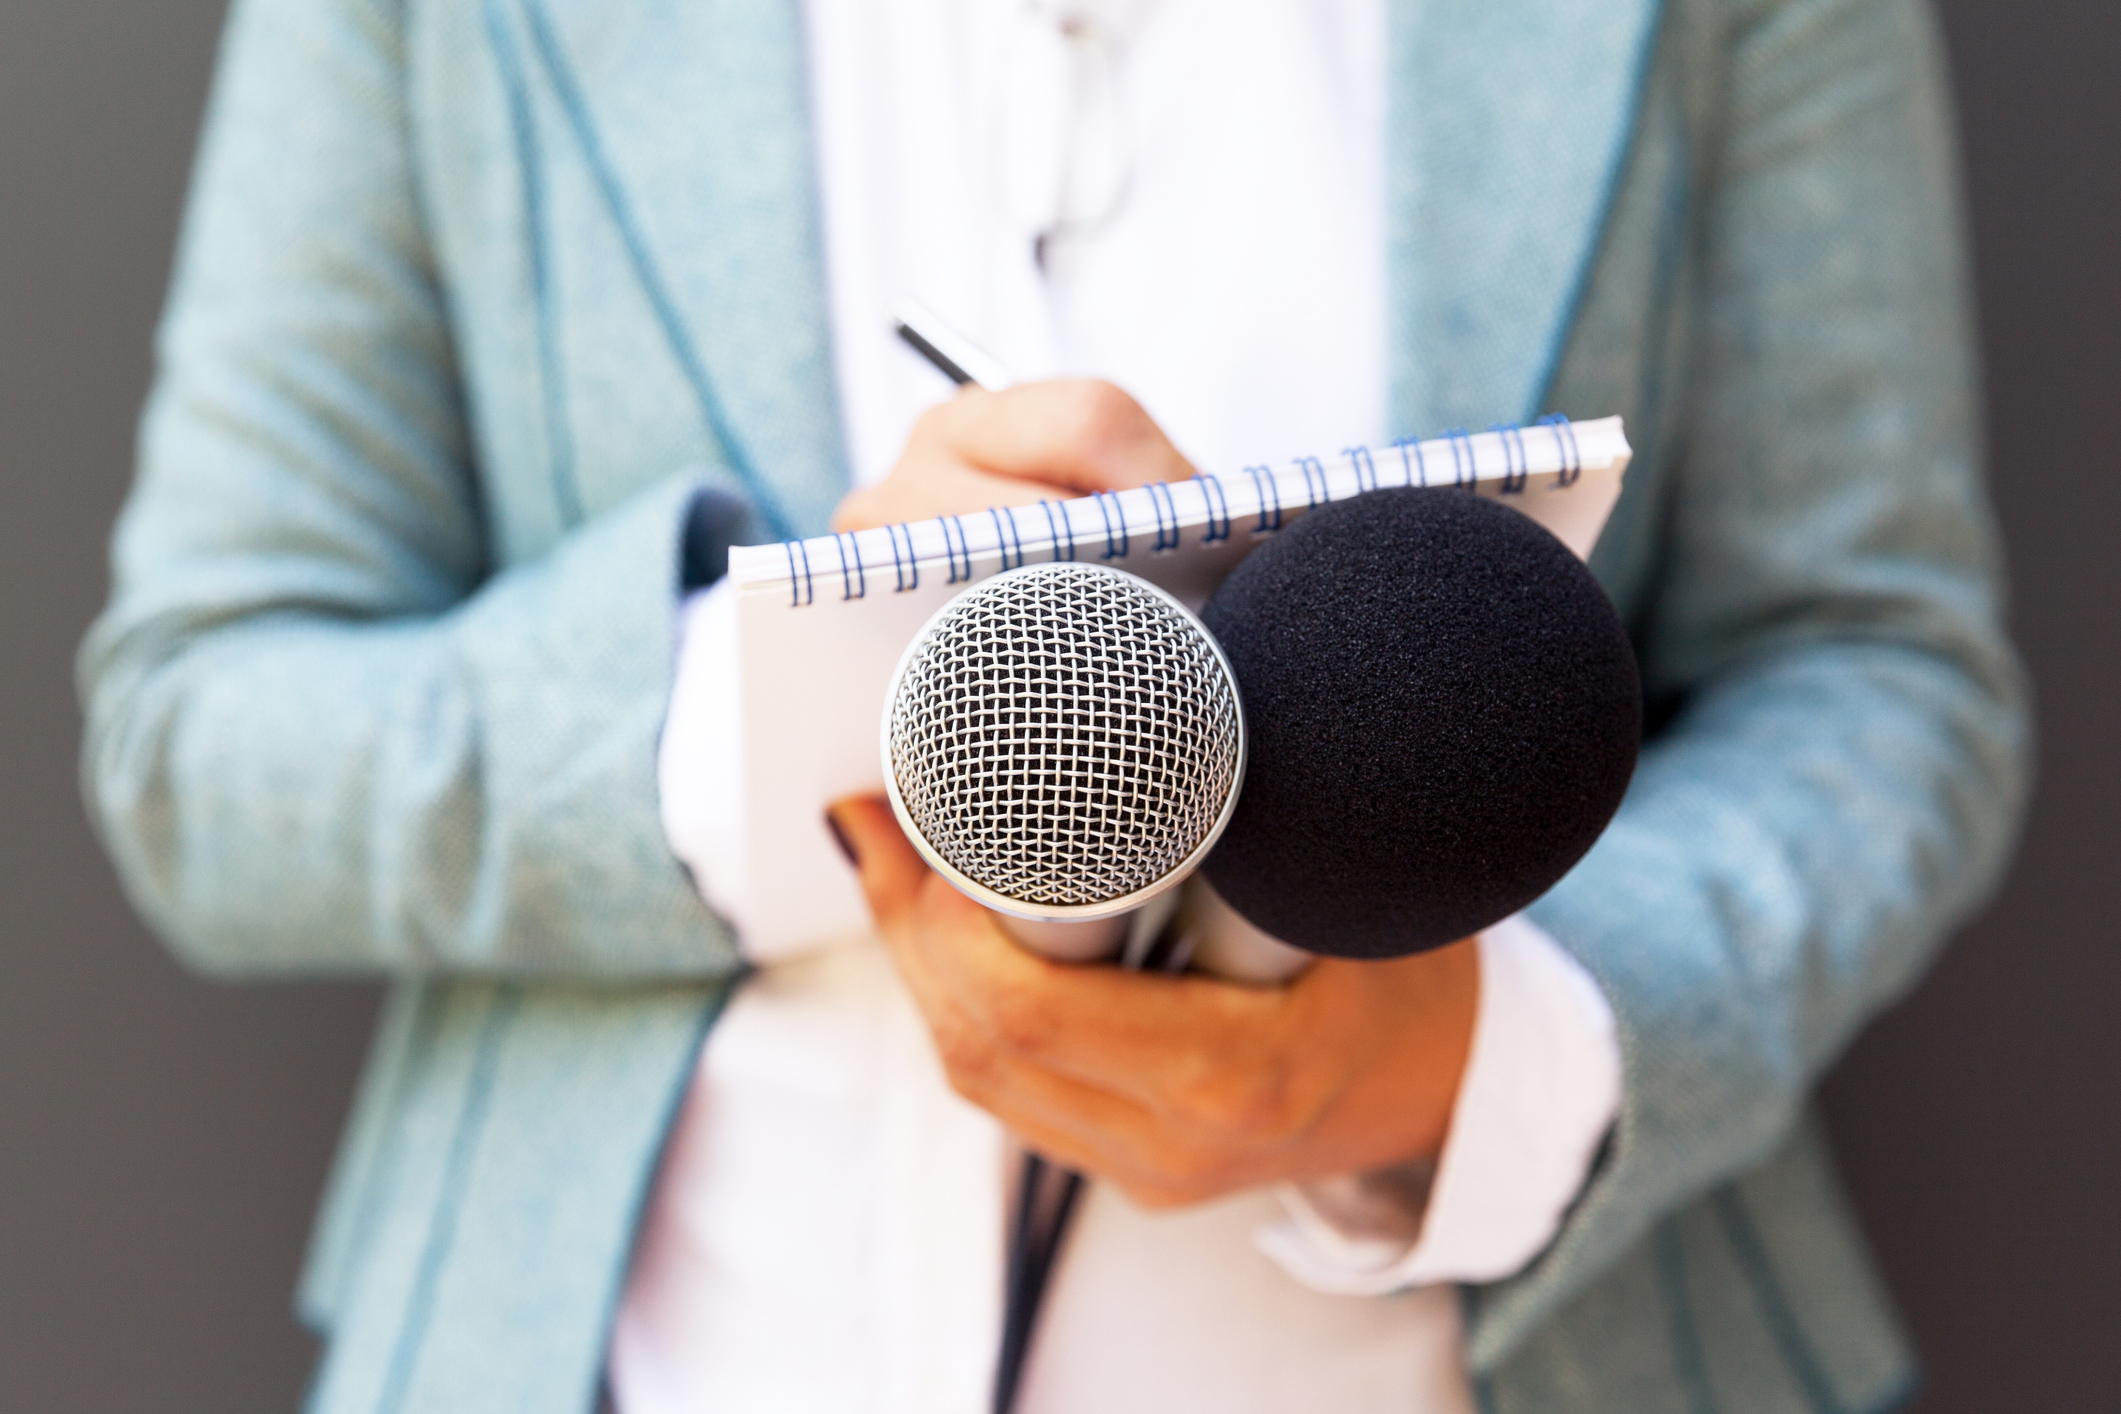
[76,0,734,979]
[1474,0,2030,1360]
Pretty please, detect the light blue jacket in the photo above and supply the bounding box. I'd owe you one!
[79,0,2029,1410]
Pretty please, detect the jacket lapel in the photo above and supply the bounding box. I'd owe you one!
[1389,0,1667,435]
[513,0,848,541]
[509,0,1663,528]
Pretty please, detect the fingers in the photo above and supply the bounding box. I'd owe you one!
[938,953,1296,1122]
[821,799,1216,1196]
[830,791,1313,1130]
[938,944,1480,1191]
[829,380,1196,533]
[978,1066,1262,1211]
[825,791,1478,1205]
[826,793,1296,1197]
[936,382,1197,493]
[909,961,1279,1208]
[825,795,928,930]
[831,456,1060,534]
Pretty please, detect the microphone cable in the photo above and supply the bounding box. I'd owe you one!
[990,920,1195,1414]
[994,1155,1085,1414]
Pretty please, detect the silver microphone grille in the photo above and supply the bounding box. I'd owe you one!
[884,563,1245,916]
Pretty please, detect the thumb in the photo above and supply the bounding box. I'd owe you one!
[826,795,931,930]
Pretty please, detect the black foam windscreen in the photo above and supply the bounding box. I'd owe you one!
[1199,488,1640,960]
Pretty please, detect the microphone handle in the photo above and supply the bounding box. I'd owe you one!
[994,885,1192,968]
[994,913,1132,963]
[994,879,1314,982]
[1173,875,1314,984]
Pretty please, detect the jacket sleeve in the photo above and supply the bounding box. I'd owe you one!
[1473,0,2031,1364]
[76,0,742,980]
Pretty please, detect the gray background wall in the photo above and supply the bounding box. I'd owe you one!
[1,2,2113,1409]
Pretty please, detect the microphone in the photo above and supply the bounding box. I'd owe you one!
[1194,484,1642,965]
[1167,484,1643,1269]
[883,495,1639,1414]
[881,560,1251,1414]
[881,562,1248,962]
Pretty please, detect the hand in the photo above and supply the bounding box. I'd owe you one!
[832,380,1196,533]
[828,796,1481,1210]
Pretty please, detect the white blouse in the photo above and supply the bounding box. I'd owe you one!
[612,2,1621,1410]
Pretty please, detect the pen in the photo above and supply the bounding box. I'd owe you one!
[890,297,1014,392]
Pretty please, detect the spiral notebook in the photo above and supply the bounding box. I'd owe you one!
[726,416,1632,953]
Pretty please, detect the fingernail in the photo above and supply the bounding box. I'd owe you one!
[825,810,859,868]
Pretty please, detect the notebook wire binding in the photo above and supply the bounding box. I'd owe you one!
[736,414,1617,608]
